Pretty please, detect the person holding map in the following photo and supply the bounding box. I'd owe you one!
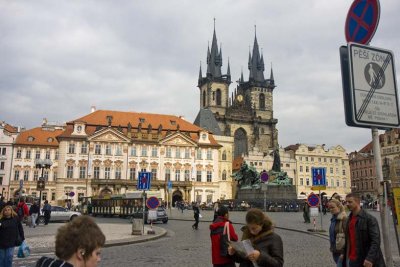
[228,208,284,267]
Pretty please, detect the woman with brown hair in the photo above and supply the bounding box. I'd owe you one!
[228,208,284,267]
[0,205,25,267]
[328,198,347,266]
[36,216,106,267]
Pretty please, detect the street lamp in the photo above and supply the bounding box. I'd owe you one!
[35,159,53,210]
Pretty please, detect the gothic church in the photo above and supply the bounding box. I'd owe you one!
[194,26,278,159]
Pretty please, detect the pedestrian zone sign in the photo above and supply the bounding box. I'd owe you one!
[348,43,400,128]
[137,172,152,190]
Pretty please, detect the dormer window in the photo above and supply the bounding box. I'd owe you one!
[27,136,35,142]
[47,137,53,143]
[170,120,176,126]
[139,118,145,123]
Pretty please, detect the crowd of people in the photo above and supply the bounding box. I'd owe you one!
[0,192,389,267]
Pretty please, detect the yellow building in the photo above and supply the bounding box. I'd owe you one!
[284,144,351,199]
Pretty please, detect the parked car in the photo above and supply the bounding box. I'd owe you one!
[131,206,168,224]
[38,205,81,224]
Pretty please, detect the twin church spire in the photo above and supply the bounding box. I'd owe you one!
[198,22,274,88]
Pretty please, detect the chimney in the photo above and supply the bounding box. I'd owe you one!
[42,118,48,126]
[91,106,96,113]
[179,115,185,120]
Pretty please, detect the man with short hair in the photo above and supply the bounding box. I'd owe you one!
[342,193,386,267]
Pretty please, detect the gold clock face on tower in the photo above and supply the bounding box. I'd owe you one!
[237,95,243,102]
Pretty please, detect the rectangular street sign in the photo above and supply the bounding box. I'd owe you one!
[347,42,400,128]
[311,167,326,186]
[311,186,327,191]
[137,172,152,190]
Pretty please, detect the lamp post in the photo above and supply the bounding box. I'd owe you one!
[35,159,52,210]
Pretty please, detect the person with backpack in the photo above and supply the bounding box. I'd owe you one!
[210,206,238,267]
[16,198,29,222]
[42,200,52,225]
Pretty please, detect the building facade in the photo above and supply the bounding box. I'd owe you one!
[6,109,233,206]
[0,122,21,200]
[285,144,351,199]
[195,27,278,160]
[380,129,400,188]
[349,146,378,201]
[9,122,63,202]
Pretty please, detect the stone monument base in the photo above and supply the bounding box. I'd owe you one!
[236,185,297,202]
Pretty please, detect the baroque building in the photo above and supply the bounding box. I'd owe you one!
[195,26,278,160]
[8,109,234,205]
[284,144,351,199]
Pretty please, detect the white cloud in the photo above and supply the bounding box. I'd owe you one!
[0,0,399,152]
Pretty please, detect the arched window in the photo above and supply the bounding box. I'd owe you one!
[222,170,227,180]
[234,128,248,159]
[259,93,265,110]
[216,89,222,106]
[203,90,206,107]
[222,151,227,160]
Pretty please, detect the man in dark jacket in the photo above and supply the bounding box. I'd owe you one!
[42,200,52,225]
[343,193,386,267]
[210,206,238,267]
[29,202,40,228]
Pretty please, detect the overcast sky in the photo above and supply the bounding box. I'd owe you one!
[0,0,399,152]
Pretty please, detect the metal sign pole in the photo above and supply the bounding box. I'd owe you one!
[142,190,146,235]
[372,127,393,266]
[319,189,323,231]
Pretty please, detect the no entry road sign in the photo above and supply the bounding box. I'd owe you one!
[307,193,320,207]
[146,196,160,210]
[345,0,380,44]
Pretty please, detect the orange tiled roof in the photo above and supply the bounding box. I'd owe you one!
[3,123,18,133]
[15,127,63,147]
[71,110,203,132]
[60,110,220,147]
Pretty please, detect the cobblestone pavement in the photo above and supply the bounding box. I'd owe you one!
[13,209,400,267]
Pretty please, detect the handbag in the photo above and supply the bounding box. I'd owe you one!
[220,222,230,257]
[17,241,30,258]
[335,219,345,251]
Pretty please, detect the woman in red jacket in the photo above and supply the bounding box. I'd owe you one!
[210,206,238,267]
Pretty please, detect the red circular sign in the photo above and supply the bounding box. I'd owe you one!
[345,0,380,44]
[307,193,320,207]
[146,196,160,209]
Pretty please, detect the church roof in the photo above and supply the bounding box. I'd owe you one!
[193,108,222,135]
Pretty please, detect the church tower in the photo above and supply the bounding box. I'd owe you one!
[197,23,231,117]
[195,24,278,160]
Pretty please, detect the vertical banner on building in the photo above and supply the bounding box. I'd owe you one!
[393,188,400,229]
